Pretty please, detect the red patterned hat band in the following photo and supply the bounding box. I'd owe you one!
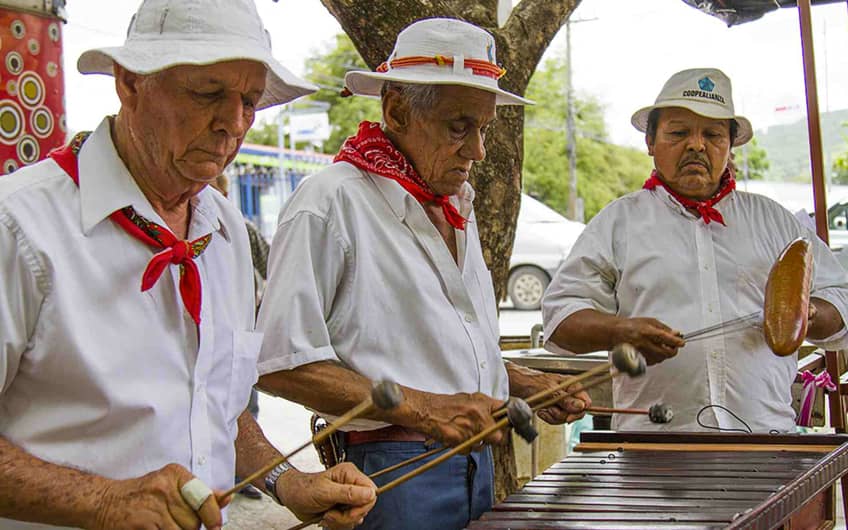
[376,55,506,80]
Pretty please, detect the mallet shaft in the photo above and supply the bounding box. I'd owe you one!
[222,397,375,500]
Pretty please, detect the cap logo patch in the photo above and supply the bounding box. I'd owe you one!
[698,76,715,92]
[682,76,725,104]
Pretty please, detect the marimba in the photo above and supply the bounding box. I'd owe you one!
[469,432,848,529]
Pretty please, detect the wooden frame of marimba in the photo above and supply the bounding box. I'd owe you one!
[469,431,848,529]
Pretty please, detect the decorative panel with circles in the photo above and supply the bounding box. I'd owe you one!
[0,9,66,176]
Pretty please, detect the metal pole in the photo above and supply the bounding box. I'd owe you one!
[798,0,829,244]
[277,108,286,201]
[565,20,577,222]
[288,104,297,197]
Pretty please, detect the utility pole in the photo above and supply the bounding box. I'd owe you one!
[277,107,286,198]
[566,19,578,221]
[565,16,597,223]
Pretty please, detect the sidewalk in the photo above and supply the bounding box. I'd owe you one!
[225,393,320,529]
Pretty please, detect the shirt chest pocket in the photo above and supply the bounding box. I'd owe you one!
[474,269,500,340]
[226,330,263,426]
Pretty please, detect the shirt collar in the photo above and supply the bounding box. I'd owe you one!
[649,184,736,222]
[366,169,475,222]
[78,117,224,239]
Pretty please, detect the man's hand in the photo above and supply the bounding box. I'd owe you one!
[506,364,591,425]
[92,463,229,530]
[612,317,684,365]
[806,297,845,340]
[413,392,506,447]
[276,462,377,530]
[808,302,818,325]
[528,374,591,425]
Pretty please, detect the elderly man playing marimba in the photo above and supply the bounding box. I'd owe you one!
[257,17,590,530]
[0,1,378,529]
[543,68,848,433]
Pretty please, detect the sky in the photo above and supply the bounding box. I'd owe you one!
[60,0,848,150]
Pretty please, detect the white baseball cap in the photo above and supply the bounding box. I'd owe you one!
[631,68,753,146]
[344,18,532,106]
[77,0,317,110]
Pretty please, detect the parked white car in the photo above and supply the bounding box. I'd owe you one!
[507,194,585,310]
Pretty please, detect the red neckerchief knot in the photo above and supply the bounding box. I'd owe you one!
[49,132,211,325]
[643,168,736,226]
[334,121,467,230]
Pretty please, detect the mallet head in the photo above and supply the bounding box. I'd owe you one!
[610,343,647,376]
[648,403,673,424]
[371,380,404,410]
[506,398,538,443]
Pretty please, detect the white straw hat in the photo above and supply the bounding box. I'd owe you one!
[77,0,317,110]
[344,18,532,106]
[631,68,753,147]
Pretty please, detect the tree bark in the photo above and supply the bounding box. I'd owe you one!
[318,0,581,502]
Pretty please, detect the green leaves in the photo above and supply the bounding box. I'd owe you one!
[522,53,652,221]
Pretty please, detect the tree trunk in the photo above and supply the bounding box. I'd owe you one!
[319,0,580,502]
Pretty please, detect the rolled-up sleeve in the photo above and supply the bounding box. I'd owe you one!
[542,224,619,343]
[256,211,349,374]
[806,226,848,350]
[0,213,44,395]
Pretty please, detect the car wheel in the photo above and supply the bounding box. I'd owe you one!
[508,266,550,310]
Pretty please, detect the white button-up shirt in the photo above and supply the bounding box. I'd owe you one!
[257,162,508,431]
[543,186,848,432]
[0,119,261,530]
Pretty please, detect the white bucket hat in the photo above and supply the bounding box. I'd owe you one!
[344,18,532,106]
[631,68,753,147]
[77,0,317,110]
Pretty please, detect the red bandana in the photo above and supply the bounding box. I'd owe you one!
[49,132,212,325]
[643,168,736,226]
[334,121,467,230]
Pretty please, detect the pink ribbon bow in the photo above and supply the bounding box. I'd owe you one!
[797,370,837,427]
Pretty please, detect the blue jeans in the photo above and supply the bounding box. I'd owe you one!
[345,441,494,530]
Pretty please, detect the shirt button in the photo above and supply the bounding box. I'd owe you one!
[480,360,487,369]
[195,384,204,394]
[465,313,474,322]
[197,456,207,466]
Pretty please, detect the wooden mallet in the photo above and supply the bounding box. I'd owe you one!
[222,379,403,500]
[587,403,674,423]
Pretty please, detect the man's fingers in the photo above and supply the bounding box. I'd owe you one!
[213,490,233,509]
[166,502,199,530]
[194,495,223,530]
[329,463,377,490]
[488,425,506,444]
[537,407,567,425]
[323,502,374,530]
[319,473,377,509]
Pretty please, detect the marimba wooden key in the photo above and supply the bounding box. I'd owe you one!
[468,432,848,529]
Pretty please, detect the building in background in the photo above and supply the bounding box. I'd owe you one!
[226,142,333,239]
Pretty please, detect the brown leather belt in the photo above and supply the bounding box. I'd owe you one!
[343,425,427,445]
